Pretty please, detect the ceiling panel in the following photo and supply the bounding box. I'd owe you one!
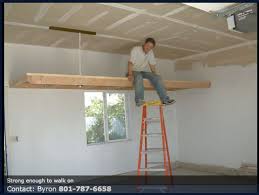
[169,7,228,31]
[5,3,132,33]
[54,4,132,32]
[82,35,139,54]
[121,3,184,16]
[205,44,257,67]
[161,28,243,51]
[5,24,197,60]
[4,3,42,22]
[5,24,79,48]
[161,38,208,52]
[102,14,161,39]
[104,15,196,43]
[153,45,196,60]
[169,6,257,40]
[140,21,194,42]
[175,44,257,69]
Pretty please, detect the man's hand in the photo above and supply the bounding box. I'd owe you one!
[149,64,157,74]
[128,61,134,82]
[128,73,133,82]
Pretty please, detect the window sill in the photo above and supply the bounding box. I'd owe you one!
[87,138,132,147]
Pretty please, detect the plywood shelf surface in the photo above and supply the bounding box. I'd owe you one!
[10,73,211,91]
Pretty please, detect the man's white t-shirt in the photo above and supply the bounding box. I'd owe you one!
[129,46,156,72]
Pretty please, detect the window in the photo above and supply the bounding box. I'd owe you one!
[84,92,128,145]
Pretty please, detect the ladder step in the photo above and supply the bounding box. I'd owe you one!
[140,168,165,172]
[142,133,162,137]
[141,148,165,154]
[147,162,164,165]
[145,117,160,123]
[143,100,162,106]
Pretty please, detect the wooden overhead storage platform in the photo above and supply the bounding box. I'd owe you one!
[10,73,211,91]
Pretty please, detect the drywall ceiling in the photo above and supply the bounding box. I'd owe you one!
[182,3,235,13]
[4,3,257,67]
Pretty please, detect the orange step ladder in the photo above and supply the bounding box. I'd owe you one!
[137,100,172,176]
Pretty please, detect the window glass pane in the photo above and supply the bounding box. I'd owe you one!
[84,92,105,144]
[107,93,127,141]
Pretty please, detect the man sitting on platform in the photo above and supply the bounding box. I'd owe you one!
[127,38,176,107]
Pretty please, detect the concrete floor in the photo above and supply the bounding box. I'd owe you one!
[121,161,257,176]
[170,167,218,175]
[117,163,257,193]
[122,165,219,175]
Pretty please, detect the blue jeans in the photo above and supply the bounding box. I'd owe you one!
[133,71,169,103]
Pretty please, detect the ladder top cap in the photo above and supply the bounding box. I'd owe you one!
[143,100,163,106]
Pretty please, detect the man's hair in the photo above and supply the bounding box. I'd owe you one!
[145,37,156,47]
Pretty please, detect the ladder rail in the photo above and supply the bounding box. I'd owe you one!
[160,105,169,176]
[144,106,148,176]
[160,106,173,176]
[137,106,146,176]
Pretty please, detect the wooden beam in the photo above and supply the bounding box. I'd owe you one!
[10,73,211,91]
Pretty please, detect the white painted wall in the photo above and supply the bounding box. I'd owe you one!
[5,43,176,81]
[174,63,257,168]
[5,43,178,175]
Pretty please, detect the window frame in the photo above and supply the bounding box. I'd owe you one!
[84,90,129,145]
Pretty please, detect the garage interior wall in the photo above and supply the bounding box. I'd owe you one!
[175,63,257,169]
[5,43,257,174]
[5,43,178,175]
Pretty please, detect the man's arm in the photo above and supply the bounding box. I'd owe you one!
[149,64,157,74]
[128,61,133,81]
[149,51,159,75]
[128,47,136,81]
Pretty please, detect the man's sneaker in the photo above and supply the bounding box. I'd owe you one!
[136,100,145,107]
[163,99,176,105]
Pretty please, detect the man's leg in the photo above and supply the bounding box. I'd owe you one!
[142,72,175,104]
[133,71,145,106]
